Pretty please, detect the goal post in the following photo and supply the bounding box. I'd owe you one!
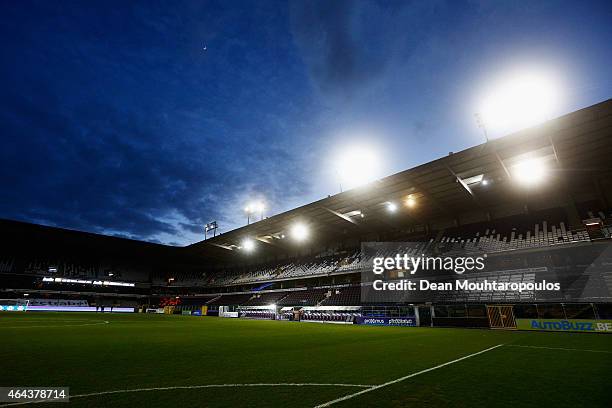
[0,299,30,312]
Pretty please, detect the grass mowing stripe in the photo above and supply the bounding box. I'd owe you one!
[313,343,505,408]
[0,384,375,407]
[4,315,611,407]
[0,321,109,329]
[505,344,612,354]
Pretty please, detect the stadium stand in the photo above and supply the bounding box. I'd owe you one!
[206,293,253,306]
[243,291,288,306]
[0,257,14,273]
[1,100,611,327]
[276,288,328,306]
[320,286,361,306]
[156,206,611,288]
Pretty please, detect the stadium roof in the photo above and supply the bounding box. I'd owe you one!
[191,99,612,260]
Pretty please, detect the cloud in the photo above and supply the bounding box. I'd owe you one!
[289,0,436,101]
[0,57,309,245]
[290,0,376,97]
[3,0,609,246]
[0,80,314,243]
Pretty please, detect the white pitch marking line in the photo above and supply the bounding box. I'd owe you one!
[505,344,612,354]
[0,321,109,329]
[0,383,375,407]
[313,344,505,408]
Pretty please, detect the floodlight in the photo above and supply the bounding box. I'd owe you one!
[386,202,398,213]
[290,223,309,242]
[245,202,263,211]
[477,67,562,135]
[335,146,380,190]
[512,158,547,186]
[481,179,489,186]
[241,238,255,252]
[405,196,416,208]
[245,201,265,224]
[245,201,262,212]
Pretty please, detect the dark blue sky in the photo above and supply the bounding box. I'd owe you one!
[1,0,611,245]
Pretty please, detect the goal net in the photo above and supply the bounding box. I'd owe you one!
[0,299,30,312]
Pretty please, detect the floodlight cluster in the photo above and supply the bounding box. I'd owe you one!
[290,223,309,242]
[241,238,255,252]
[512,158,548,186]
[386,202,398,213]
[476,66,563,136]
[335,146,381,190]
[244,202,265,214]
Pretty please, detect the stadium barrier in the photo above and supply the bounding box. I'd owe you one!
[432,317,489,328]
[219,306,239,318]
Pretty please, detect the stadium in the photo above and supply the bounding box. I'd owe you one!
[1,99,612,407]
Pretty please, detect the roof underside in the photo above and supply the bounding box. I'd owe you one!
[190,99,612,262]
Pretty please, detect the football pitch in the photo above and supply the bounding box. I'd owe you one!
[1,313,611,407]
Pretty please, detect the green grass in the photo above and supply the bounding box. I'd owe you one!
[1,313,611,407]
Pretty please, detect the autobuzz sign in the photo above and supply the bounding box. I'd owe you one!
[516,319,612,333]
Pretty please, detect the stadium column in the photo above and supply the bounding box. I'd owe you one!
[548,133,583,228]
[564,199,582,229]
[554,175,581,228]
[593,177,610,211]
[430,305,435,327]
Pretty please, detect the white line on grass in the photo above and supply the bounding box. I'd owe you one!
[313,344,505,408]
[0,383,375,407]
[0,321,109,329]
[505,344,612,354]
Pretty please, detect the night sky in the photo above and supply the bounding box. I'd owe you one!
[1,0,611,245]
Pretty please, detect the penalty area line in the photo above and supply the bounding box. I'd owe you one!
[0,383,375,407]
[313,343,505,408]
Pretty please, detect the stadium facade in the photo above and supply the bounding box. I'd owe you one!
[2,99,612,332]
